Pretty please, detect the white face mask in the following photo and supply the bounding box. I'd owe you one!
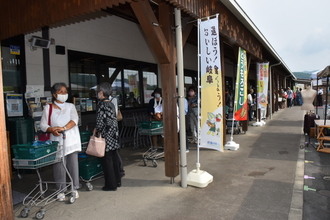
[57,94,68,103]
[154,94,161,98]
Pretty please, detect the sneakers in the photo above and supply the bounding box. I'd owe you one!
[73,190,79,199]
[57,193,65,202]
[57,190,79,201]
[186,149,190,153]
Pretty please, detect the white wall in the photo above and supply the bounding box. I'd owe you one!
[24,15,199,86]
[25,33,44,85]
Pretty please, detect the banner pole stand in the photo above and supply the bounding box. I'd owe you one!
[253,120,263,126]
[225,116,239,150]
[224,136,240,150]
[187,162,213,188]
[187,137,213,188]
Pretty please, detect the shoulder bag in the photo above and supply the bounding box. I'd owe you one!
[86,129,105,157]
[117,109,123,121]
[110,97,123,121]
[40,104,53,141]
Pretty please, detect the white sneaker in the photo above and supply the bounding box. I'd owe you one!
[57,193,65,202]
[73,190,79,199]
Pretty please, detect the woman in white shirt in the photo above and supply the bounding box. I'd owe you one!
[40,83,81,201]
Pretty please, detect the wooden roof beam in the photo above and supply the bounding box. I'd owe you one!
[130,0,170,64]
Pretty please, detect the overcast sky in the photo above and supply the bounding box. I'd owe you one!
[234,0,330,73]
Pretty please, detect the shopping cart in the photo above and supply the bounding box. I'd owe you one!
[139,121,164,167]
[11,132,76,219]
[78,134,104,191]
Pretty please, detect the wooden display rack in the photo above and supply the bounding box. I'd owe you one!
[316,125,330,153]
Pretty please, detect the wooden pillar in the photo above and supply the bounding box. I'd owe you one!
[131,0,179,178]
[159,2,179,178]
[220,39,227,144]
[0,42,14,220]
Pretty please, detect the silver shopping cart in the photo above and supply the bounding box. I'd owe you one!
[139,121,164,167]
[12,132,76,219]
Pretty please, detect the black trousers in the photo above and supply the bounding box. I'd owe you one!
[317,94,323,106]
[102,149,121,190]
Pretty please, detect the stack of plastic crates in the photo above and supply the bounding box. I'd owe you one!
[7,117,35,145]
[11,141,76,219]
[139,121,164,167]
[78,131,103,191]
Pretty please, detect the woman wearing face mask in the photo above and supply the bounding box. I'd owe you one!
[40,82,81,201]
[147,88,163,149]
[187,86,198,144]
[147,88,163,120]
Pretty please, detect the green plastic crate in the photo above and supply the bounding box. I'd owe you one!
[7,117,35,145]
[12,151,60,169]
[139,121,163,135]
[80,131,92,143]
[11,141,59,159]
[79,156,103,180]
[139,121,163,129]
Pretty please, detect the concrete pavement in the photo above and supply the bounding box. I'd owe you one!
[12,106,307,220]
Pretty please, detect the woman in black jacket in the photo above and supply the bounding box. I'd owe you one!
[95,82,121,191]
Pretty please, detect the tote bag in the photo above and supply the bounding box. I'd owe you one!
[86,130,105,157]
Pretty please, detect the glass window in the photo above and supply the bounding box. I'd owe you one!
[142,65,157,104]
[69,52,97,99]
[1,46,22,93]
[123,62,140,107]
[68,50,158,109]
[98,56,122,106]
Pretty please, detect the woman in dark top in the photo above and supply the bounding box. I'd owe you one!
[147,88,162,119]
[147,88,163,148]
[95,82,121,191]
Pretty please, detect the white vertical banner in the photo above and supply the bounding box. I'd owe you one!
[199,15,223,151]
[257,63,269,113]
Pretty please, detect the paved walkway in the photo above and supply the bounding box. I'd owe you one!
[12,106,306,220]
[302,112,330,220]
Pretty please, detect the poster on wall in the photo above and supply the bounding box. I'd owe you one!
[199,15,224,151]
[6,94,23,117]
[26,85,44,98]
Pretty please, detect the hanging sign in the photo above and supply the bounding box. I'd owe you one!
[234,47,248,121]
[199,15,224,151]
[10,45,20,55]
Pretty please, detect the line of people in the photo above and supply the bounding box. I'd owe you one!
[146,86,199,153]
[40,82,124,203]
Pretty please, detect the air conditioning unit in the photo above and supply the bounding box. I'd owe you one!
[31,37,51,49]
